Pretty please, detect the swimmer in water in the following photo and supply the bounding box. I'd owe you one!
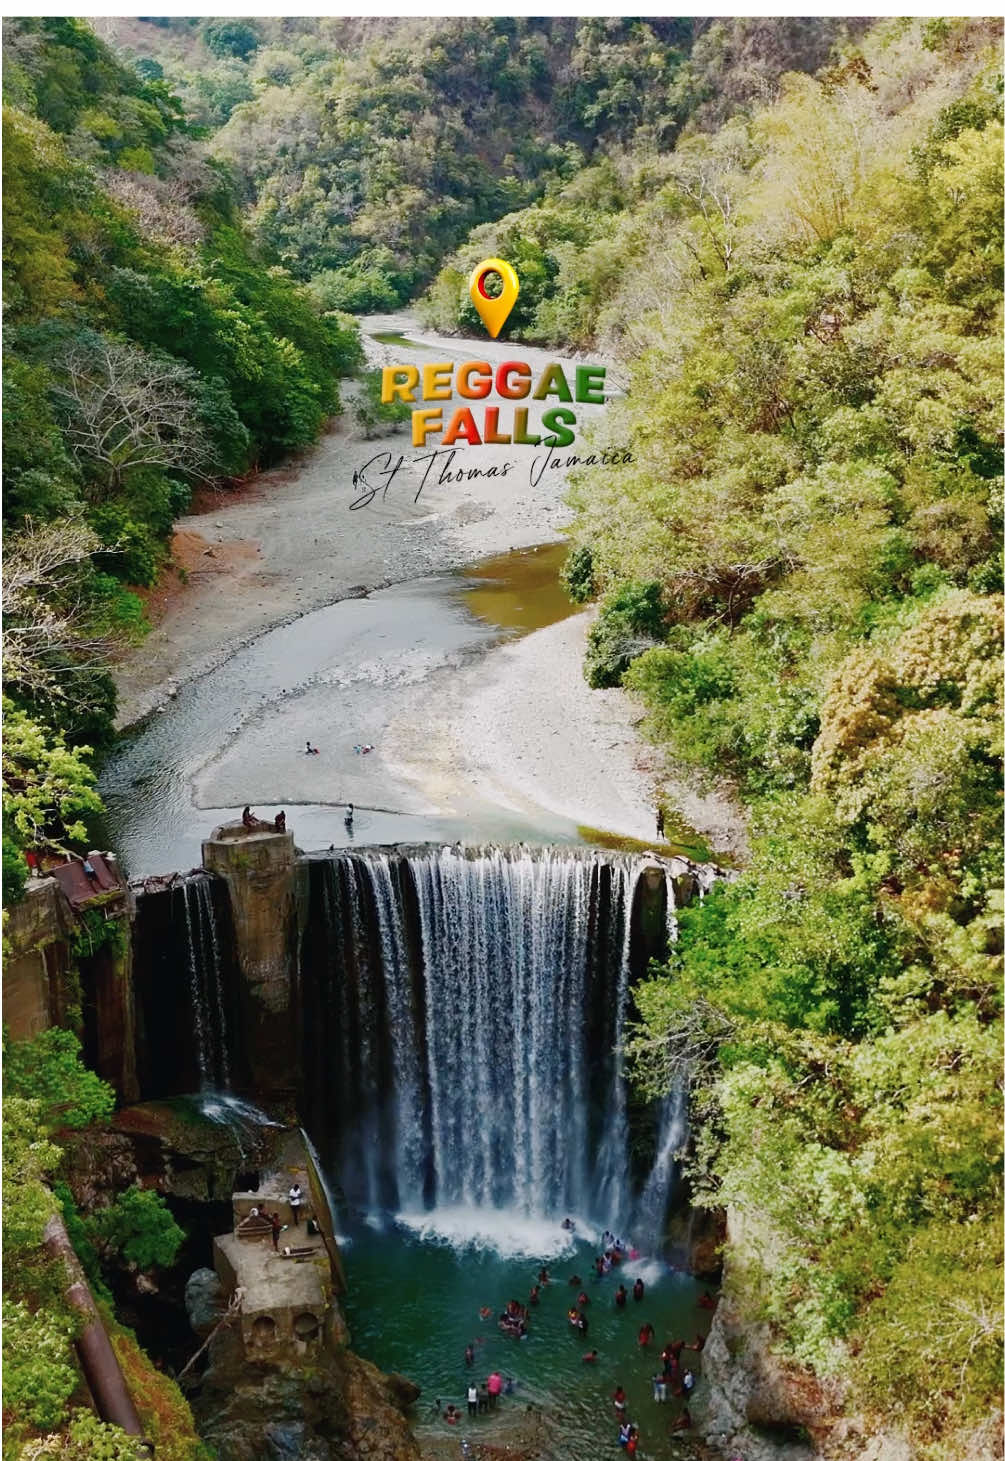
[464,1344,475,1367]
[582,1349,599,1363]
[528,1285,540,1306]
[479,1307,492,1320]
[615,1284,627,1308]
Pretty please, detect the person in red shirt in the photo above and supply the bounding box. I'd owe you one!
[612,1385,627,1416]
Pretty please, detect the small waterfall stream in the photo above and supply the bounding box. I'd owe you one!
[299,846,694,1242]
[180,876,231,1090]
[132,871,240,1098]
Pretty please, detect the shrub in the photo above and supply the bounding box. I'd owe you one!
[583,580,665,687]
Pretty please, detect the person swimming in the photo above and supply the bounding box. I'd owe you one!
[582,1349,599,1363]
[633,1277,645,1302]
[615,1284,627,1307]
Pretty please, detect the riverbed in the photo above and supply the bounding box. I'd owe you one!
[103,314,745,874]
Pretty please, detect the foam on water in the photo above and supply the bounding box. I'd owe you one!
[196,1091,281,1127]
[394,1204,582,1262]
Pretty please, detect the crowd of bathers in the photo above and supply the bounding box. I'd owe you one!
[439,1222,719,1452]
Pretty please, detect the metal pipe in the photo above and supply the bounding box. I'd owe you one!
[43,1212,148,1442]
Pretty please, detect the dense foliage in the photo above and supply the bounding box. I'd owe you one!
[539,19,1004,1453]
[99,16,855,311]
[3,16,1001,1458]
[2,1029,199,1457]
[2,18,360,894]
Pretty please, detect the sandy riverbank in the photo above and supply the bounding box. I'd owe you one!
[382,611,747,859]
[109,314,746,863]
[114,313,595,729]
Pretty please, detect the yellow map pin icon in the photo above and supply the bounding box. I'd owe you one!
[469,257,520,338]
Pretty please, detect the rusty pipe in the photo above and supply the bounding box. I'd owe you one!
[43,1212,146,1438]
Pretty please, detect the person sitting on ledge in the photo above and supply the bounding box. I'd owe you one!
[274,810,286,832]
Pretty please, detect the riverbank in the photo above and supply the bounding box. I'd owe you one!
[113,312,586,731]
[383,611,747,858]
[107,313,746,865]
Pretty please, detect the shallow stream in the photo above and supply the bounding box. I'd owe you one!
[100,544,581,875]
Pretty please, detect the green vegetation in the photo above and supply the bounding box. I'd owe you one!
[3,16,1001,1457]
[106,17,854,312]
[354,368,412,440]
[2,1029,199,1457]
[2,18,361,897]
[531,18,1003,1452]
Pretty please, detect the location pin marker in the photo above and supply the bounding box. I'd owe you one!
[469,257,520,338]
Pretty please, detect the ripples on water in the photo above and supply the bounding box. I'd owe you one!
[342,1209,709,1461]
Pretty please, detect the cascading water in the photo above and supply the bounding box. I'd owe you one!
[628,873,690,1236]
[131,872,241,1098]
[299,846,690,1243]
[179,876,231,1090]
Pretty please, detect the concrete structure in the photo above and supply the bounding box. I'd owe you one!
[4,858,138,1100]
[201,823,298,1098]
[212,1129,348,1363]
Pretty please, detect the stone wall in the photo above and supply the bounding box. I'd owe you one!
[3,872,138,1101]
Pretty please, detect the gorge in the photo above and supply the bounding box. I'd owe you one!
[6,824,728,1461]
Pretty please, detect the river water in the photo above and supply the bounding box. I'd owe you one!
[342,1217,709,1461]
[100,543,586,875]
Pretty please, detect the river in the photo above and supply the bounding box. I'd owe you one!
[102,315,738,875]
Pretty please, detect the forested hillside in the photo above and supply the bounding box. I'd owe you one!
[96,16,855,309]
[539,18,1001,1455]
[2,18,361,897]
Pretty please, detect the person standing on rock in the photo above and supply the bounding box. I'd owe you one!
[270,1213,281,1251]
[288,1182,303,1225]
[655,807,665,838]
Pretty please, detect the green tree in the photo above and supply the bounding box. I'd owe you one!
[3,1028,116,1131]
[84,1187,184,1270]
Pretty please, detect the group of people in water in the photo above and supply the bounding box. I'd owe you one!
[443,1224,716,1450]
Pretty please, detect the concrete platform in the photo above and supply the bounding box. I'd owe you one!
[213,1129,346,1359]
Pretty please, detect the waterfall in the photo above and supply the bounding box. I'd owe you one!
[300,845,690,1240]
[632,1074,689,1241]
[179,876,231,1091]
